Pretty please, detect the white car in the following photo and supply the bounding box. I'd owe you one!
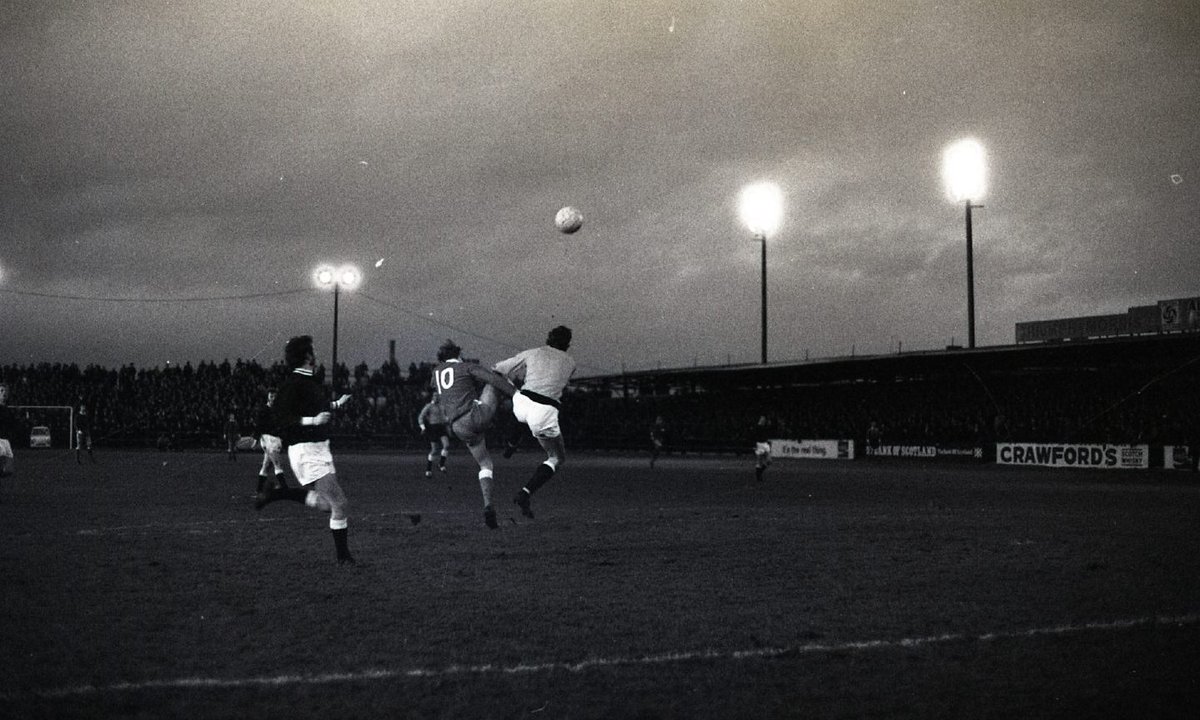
[30,426,51,448]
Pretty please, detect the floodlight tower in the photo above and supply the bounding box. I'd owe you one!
[942,138,987,349]
[313,264,362,387]
[739,182,784,364]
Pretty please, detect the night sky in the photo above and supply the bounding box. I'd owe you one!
[2,1,1197,376]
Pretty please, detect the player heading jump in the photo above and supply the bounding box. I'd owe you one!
[495,325,576,520]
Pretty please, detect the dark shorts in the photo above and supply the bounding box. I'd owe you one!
[449,404,497,445]
[423,423,447,442]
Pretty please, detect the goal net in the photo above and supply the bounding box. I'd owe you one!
[11,406,75,450]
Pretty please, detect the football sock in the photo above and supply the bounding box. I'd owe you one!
[331,527,352,562]
[755,465,765,481]
[523,462,555,496]
[274,473,288,488]
[256,474,269,493]
[478,470,494,507]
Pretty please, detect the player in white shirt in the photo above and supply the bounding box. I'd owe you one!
[493,326,576,519]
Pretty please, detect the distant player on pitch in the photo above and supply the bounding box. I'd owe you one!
[431,340,515,529]
[494,325,576,520]
[650,415,668,469]
[416,392,450,478]
[75,395,96,464]
[224,412,239,461]
[0,382,18,482]
[753,415,775,482]
[253,389,289,493]
[255,335,357,564]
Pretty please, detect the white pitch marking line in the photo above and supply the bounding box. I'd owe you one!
[12,613,1198,699]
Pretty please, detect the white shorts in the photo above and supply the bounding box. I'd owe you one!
[261,434,285,465]
[755,441,771,458]
[260,434,283,453]
[512,392,562,439]
[287,440,336,486]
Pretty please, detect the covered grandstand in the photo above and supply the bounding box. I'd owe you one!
[564,332,1200,460]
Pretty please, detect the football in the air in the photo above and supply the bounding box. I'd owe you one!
[554,206,584,234]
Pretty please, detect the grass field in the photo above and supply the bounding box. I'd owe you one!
[1,447,1198,719]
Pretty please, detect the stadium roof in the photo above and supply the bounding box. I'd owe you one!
[573,332,1200,392]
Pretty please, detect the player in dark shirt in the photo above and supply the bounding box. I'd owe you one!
[253,389,289,493]
[416,393,450,477]
[75,397,96,464]
[431,339,515,529]
[255,335,357,564]
[224,413,239,461]
[866,420,882,455]
[650,415,668,469]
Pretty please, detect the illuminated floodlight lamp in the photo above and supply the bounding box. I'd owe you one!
[314,264,361,290]
[942,138,987,203]
[737,181,784,364]
[336,265,362,290]
[738,182,784,238]
[313,265,336,288]
[942,138,987,349]
[311,263,363,389]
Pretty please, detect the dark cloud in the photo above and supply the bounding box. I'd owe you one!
[2,1,1198,372]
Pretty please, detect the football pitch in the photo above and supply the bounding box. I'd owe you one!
[1,448,1198,718]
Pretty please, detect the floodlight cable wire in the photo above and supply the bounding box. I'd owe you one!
[0,286,311,303]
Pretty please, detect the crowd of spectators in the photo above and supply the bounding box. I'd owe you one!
[0,359,439,450]
[563,337,1200,453]
[2,340,1196,454]
[564,364,1196,453]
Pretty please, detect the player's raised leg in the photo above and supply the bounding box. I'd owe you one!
[515,432,565,519]
[495,326,576,520]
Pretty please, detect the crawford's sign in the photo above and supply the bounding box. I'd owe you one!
[996,443,1148,469]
